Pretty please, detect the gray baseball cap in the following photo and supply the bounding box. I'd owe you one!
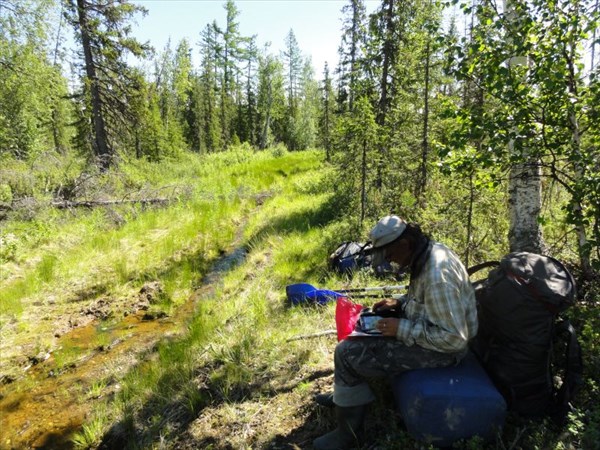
[369,215,407,248]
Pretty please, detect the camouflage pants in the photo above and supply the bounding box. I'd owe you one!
[332,337,466,407]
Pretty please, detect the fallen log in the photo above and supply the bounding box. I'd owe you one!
[51,198,170,209]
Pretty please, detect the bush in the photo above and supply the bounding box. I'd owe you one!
[270,142,288,157]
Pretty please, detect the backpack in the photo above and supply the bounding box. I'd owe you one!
[469,252,583,425]
[329,241,372,274]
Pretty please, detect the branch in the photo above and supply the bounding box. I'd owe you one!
[51,198,171,209]
[286,329,337,342]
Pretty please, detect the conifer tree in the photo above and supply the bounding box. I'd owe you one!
[337,0,367,112]
[238,36,258,145]
[65,0,150,169]
[0,0,71,158]
[199,22,222,153]
[295,59,319,149]
[282,29,304,149]
[319,62,337,161]
[332,96,379,225]
[214,0,248,147]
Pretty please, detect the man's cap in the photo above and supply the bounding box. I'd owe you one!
[369,215,407,249]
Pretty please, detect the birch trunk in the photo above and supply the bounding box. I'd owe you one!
[504,0,545,253]
[508,159,545,253]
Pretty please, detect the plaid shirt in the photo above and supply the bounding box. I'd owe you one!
[396,242,478,353]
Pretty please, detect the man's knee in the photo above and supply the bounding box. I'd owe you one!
[334,338,366,367]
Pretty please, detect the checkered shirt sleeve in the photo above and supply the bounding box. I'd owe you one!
[395,243,478,353]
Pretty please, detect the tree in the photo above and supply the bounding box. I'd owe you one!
[127,69,170,161]
[0,0,71,159]
[337,0,367,112]
[442,0,600,276]
[237,36,258,145]
[503,0,545,254]
[294,59,320,149]
[214,0,248,148]
[319,62,337,161]
[355,0,444,213]
[282,29,304,149]
[332,96,379,225]
[198,22,222,153]
[171,39,197,150]
[65,0,149,170]
[256,47,285,149]
[153,39,186,153]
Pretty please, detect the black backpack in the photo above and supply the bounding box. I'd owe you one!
[329,241,372,274]
[469,252,583,424]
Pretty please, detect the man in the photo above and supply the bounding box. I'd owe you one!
[313,215,478,450]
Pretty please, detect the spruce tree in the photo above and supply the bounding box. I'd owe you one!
[0,0,71,159]
[282,29,304,149]
[65,0,150,169]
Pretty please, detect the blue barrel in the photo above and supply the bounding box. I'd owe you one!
[392,352,506,446]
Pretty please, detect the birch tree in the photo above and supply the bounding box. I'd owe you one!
[442,0,600,276]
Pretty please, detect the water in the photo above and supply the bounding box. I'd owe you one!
[0,243,247,449]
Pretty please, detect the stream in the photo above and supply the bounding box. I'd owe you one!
[0,244,247,449]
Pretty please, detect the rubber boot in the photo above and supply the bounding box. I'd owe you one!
[313,404,367,450]
[314,391,334,408]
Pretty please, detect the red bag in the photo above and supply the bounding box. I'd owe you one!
[335,296,363,341]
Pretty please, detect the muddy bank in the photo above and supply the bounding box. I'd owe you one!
[0,241,248,450]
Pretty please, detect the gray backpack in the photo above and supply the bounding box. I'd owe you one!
[469,252,583,424]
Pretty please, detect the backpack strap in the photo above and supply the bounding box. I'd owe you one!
[360,241,372,255]
[467,260,500,276]
[552,318,584,423]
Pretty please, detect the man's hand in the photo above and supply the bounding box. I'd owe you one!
[376,318,399,337]
[373,298,399,312]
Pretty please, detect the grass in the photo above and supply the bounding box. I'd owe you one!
[66,154,341,449]
[0,146,322,329]
[2,146,598,450]
[72,149,598,449]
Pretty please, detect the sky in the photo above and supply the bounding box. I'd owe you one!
[130,0,380,76]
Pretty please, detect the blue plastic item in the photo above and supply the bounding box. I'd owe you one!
[392,351,506,447]
[286,283,343,305]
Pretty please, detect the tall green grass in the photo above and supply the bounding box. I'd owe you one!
[69,152,338,448]
[69,148,600,450]
[0,149,323,324]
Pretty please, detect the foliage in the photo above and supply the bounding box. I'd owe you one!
[331,96,380,227]
[64,0,151,169]
[440,0,600,272]
[0,0,72,159]
[42,148,595,450]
